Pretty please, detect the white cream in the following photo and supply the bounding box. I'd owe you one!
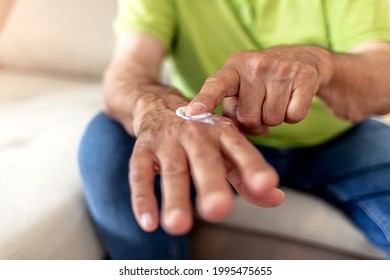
[175,106,219,124]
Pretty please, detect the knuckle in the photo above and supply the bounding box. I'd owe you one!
[266,118,284,127]
[274,61,295,79]
[249,55,269,76]
[184,121,205,136]
[299,64,319,82]
[165,123,183,138]
[132,192,149,203]
[204,74,230,90]
[131,192,153,211]
[228,50,259,67]
[202,75,232,99]
[129,167,148,184]
[263,113,284,126]
[182,122,218,142]
[193,150,220,162]
[163,161,188,177]
[286,110,307,123]
[237,113,261,127]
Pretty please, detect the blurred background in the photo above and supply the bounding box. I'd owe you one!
[0,0,387,260]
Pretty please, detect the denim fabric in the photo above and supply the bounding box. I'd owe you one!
[78,113,390,259]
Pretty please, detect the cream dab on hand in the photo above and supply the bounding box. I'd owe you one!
[175,106,219,124]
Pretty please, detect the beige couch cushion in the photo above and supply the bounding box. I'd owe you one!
[218,189,385,259]
[0,70,101,149]
[0,70,105,259]
[0,0,116,77]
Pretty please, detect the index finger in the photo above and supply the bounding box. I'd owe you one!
[185,65,240,116]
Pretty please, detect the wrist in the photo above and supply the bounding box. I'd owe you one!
[308,45,334,91]
[132,85,189,136]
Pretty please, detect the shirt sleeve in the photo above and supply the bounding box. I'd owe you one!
[324,0,390,52]
[114,0,176,52]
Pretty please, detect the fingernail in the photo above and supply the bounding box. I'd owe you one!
[140,212,153,229]
[186,102,205,116]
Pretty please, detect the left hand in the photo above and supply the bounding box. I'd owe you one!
[186,45,332,135]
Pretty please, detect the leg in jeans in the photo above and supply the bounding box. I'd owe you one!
[78,112,190,260]
[260,119,390,258]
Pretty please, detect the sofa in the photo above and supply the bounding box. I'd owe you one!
[0,0,387,260]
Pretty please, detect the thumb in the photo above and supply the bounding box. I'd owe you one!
[186,66,239,116]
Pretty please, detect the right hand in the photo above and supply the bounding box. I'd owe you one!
[129,101,285,236]
[185,47,331,134]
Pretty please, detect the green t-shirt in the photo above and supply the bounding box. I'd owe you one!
[115,0,390,148]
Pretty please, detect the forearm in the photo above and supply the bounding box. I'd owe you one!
[318,43,390,122]
[103,62,188,136]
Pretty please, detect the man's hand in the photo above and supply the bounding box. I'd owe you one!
[186,46,332,134]
[130,98,284,235]
[104,33,286,236]
[186,43,390,128]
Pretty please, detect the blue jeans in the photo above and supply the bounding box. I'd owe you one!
[78,112,390,259]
